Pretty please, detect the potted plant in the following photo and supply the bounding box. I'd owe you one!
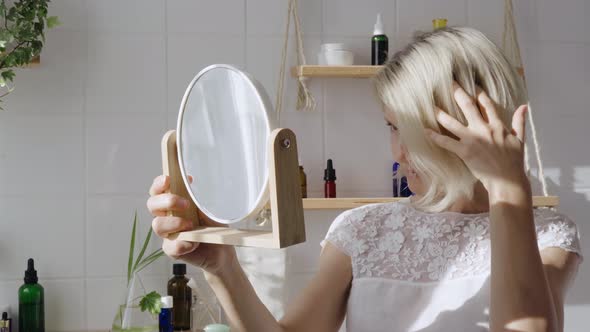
[0,0,60,105]
[112,212,166,332]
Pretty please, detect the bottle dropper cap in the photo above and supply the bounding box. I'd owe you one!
[373,13,384,35]
[1,312,7,320]
[324,159,337,181]
[161,296,173,309]
[173,263,186,276]
[24,258,38,284]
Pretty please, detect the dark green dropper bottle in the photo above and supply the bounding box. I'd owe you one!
[371,13,388,65]
[19,258,44,332]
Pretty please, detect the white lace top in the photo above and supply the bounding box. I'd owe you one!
[321,198,582,332]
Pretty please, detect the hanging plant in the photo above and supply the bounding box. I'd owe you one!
[0,0,60,105]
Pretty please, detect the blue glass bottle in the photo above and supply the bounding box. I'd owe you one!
[393,162,413,197]
[159,296,173,332]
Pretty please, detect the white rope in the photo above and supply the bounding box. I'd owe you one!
[275,0,293,124]
[503,0,550,197]
[291,0,316,112]
[275,0,316,122]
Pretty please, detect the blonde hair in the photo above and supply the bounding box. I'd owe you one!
[373,27,526,213]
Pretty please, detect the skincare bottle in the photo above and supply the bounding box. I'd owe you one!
[371,13,388,65]
[159,296,173,332]
[19,258,44,332]
[432,18,447,30]
[299,164,308,198]
[393,162,412,197]
[324,159,337,198]
[0,312,12,332]
[393,162,400,197]
[168,264,191,331]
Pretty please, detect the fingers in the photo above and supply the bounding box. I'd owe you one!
[147,193,190,216]
[152,216,194,238]
[435,108,466,139]
[149,175,169,196]
[476,87,502,127]
[453,82,484,127]
[511,104,528,143]
[163,238,199,259]
[425,128,463,156]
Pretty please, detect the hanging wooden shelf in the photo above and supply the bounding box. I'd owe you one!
[291,65,384,78]
[300,196,559,210]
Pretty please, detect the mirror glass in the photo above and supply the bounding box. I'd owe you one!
[177,65,275,224]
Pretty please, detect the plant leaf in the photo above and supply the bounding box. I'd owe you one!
[133,225,153,274]
[127,211,137,285]
[46,16,60,28]
[139,291,162,315]
[135,250,165,274]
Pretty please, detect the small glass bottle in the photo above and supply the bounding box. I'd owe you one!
[371,13,389,65]
[168,264,191,331]
[19,259,44,332]
[324,159,336,198]
[1,312,12,332]
[159,296,173,332]
[299,165,307,198]
[432,18,448,30]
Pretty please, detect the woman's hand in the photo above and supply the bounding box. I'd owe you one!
[147,175,237,276]
[426,83,530,195]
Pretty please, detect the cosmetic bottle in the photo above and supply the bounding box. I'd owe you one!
[299,164,307,198]
[19,258,44,332]
[0,312,12,332]
[371,13,388,65]
[432,18,447,30]
[393,162,400,197]
[168,264,191,331]
[159,296,173,332]
[324,159,337,198]
[393,162,412,197]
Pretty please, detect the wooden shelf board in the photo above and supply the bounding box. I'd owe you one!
[291,65,384,78]
[302,196,559,210]
[176,227,276,248]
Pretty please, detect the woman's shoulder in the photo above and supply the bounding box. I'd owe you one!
[329,199,411,230]
[321,200,412,255]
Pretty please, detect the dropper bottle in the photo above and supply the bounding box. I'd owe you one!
[371,13,389,65]
[19,258,44,332]
[324,159,337,198]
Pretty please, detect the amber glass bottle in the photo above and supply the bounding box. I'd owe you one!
[168,264,191,331]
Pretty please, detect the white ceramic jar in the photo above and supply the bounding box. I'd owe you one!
[318,43,354,65]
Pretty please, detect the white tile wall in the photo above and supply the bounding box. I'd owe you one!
[0,0,589,330]
[86,113,167,195]
[0,113,84,196]
[85,33,166,114]
[167,0,245,35]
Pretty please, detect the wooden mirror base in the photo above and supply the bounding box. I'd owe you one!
[161,128,306,249]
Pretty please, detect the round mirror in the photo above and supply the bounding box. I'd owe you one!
[177,65,276,224]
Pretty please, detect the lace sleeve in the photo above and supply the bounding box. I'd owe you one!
[320,209,359,256]
[534,209,583,260]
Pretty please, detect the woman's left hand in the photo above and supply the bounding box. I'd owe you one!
[426,83,529,193]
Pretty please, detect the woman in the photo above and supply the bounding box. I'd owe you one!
[147,27,582,332]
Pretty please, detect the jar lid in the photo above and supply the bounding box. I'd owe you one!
[161,296,173,309]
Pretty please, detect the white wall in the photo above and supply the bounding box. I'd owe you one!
[0,0,587,331]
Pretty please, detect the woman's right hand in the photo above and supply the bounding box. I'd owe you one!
[147,175,237,276]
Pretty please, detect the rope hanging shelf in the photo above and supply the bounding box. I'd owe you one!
[277,0,559,209]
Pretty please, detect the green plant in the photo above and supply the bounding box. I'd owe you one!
[127,211,166,315]
[0,0,60,101]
